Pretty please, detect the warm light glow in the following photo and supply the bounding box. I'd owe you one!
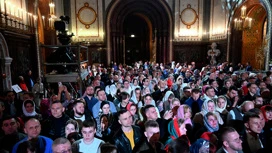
[241,6,246,19]
[130,34,135,37]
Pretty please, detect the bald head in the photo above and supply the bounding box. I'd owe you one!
[241,101,254,113]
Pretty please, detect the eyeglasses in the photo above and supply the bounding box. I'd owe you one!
[3,122,16,127]
[54,149,72,153]
[229,136,242,143]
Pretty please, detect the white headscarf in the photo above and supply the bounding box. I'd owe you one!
[215,96,227,113]
[22,100,37,116]
[162,91,174,102]
[201,99,224,125]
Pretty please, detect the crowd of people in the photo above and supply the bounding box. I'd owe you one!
[0,60,272,153]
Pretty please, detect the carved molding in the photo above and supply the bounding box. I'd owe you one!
[77,2,97,29]
[180,4,198,29]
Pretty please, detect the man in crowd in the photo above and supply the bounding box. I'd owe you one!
[12,118,53,153]
[0,116,26,152]
[185,88,203,117]
[72,120,104,153]
[68,98,93,122]
[224,86,239,110]
[92,90,117,118]
[112,109,142,153]
[216,127,243,153]
[4,91,21,117]
[52,137,72,153]
[42,100,71,140]
[83,85,99,115]
[143,105,172,142]
[242,111,266,153]
[133,120,166,153]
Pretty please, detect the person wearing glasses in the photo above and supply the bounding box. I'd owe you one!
[0,115,26,152]
[52,137,72,153]
[12,118,53,153]
[216,127,243,153]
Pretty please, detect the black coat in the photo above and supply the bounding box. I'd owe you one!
[111,125,143,153]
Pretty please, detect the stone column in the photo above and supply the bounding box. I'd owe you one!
[1,57,13,91]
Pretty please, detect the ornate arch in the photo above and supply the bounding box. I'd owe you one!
[106,0,173,65]
[261,0,272,70]
[0,32,13,91]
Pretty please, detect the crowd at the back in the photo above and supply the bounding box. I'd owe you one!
[0,61,272,153]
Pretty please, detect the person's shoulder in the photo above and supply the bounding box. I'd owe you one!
[39,135,53,143]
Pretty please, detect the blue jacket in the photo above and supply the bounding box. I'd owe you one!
[12,135,53,153]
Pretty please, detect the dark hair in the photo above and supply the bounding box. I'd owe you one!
[73,98,86,107]
[205,86,214,93]
[0,115,16,127]
[143,94,153,99]
[120,92,130,101]
[17,139,36,153]
[209,79,216,85]
[246,82,256,88]
[100,143,117,153]
[264,105,272,112]
[117,109,129,119]
[67,132,81,143]
[191,88,200,93]
[100,101,110,109]
[23,92,34,98]
[243,111,260,123]
[51,100,62,106]
[219,127,237,142]
[82,119,96,129]
[24,100,35,107]
[144,120,159,130]
[228,86,238,92]
[143,104,155,114]
[248,108,262,115]
[168,137,189,153]
[95,87,103,95]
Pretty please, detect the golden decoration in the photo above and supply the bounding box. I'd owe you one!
[77,2,97,29]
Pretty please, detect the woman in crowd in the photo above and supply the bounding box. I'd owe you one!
[220,80,231,95]
[131,88,142,104]
[261,105,272,146]
[126,102,139,125]
[176,104,193,142]
[215,96,228,124]
[162,91,175,113]
[65,119,79,138]
[193,99,223,131]
[21,100,42,122]
[96,101,115,139]
[165,118,190,148]
[195,112,219,140]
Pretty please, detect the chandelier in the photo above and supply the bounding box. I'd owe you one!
[234,6,252,31]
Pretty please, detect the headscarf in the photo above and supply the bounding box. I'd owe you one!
[200,99,215,116]
[190,138,209,153]
[177,105,193,126]
[215,96,227,113]
[22,100,37,116]
[168,118,181,139]
[201,99,224,125]
[203,113,219,132]
[261,105,272,122]
[131,88,140,104]
[162,91,174,102]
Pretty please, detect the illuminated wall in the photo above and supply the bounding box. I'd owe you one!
[70,0,104,42]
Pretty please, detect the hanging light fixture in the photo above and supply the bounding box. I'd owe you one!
[234,6,252,31]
